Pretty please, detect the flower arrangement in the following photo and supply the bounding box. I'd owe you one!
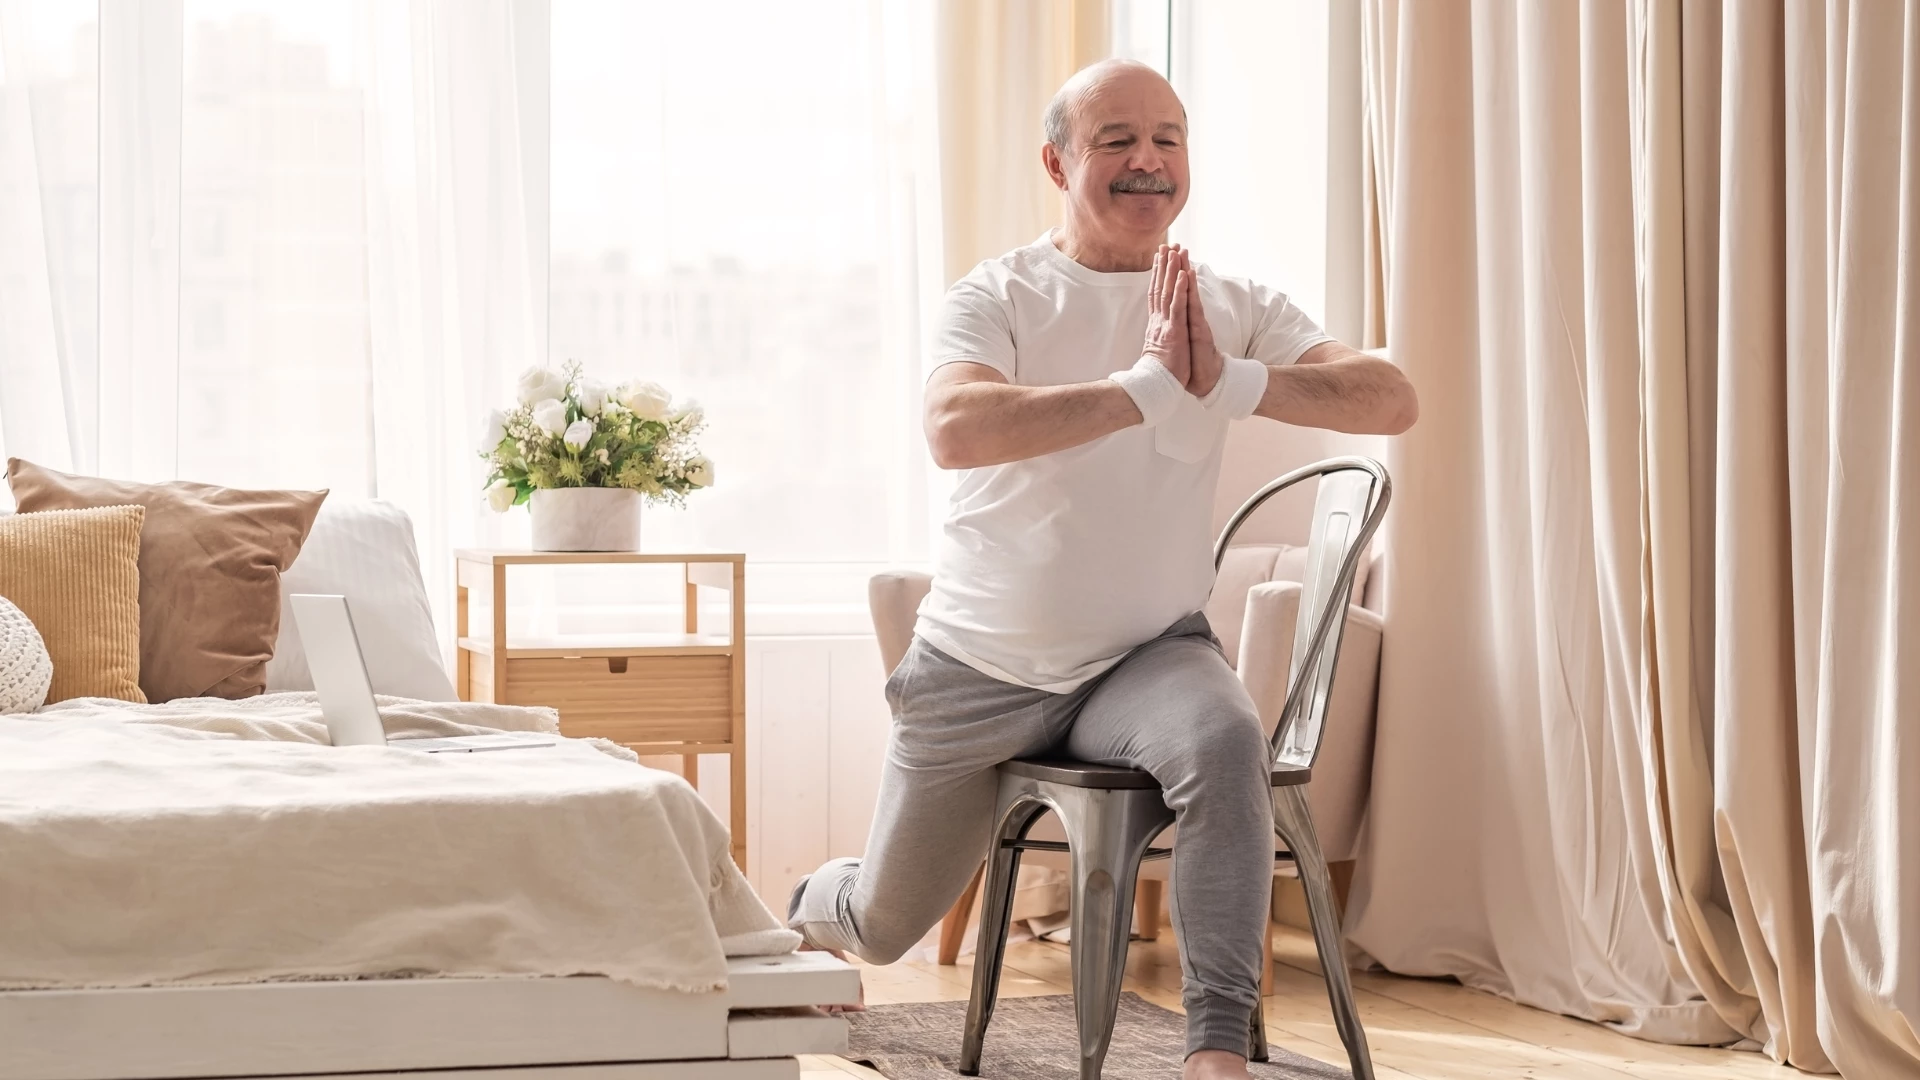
[478,361,713,513]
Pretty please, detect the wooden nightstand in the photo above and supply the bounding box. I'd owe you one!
[453,550,747,869]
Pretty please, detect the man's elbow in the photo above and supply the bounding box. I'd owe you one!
[924,409,980,470]
[1379,370,1419,435]
[1384,385,1419,435]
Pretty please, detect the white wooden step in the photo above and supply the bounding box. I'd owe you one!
[729,1006,849,1058]
[723,951,862,1009]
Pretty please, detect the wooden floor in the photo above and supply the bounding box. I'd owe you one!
[800,923,1807,1079]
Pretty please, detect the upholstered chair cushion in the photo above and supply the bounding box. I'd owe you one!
[1205,544,1373,668]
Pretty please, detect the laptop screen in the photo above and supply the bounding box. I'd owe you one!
[288,594,388,748]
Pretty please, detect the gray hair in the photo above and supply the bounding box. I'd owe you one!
[1043,59,1166,150]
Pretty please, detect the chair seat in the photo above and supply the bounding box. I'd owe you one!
[1004,757,1313,789]
[1003,758,1160,788]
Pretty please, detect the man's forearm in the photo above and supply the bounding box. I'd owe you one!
[925,378,1141,469]
[1251,346,1419,435]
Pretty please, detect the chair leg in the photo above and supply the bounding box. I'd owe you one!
[1251,913,1272,1061]
[959,794,1039,1076]
[1134,879,1162,941]
[939,863,985,965]
[1273,786,1375,1080]
[1250,993,1269,1062]
[1262,912,1276,995]
[1053,787,1166,1080]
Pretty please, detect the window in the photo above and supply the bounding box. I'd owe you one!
[1170,0,1345,331]
[0,0,99,477]
[548,0,929,563]
[5,1,1340,598]
[175,1,373,494]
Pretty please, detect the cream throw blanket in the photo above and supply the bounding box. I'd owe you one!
[0,693,798,993]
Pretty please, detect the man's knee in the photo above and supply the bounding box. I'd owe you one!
[853,927,921,967]
[791,856,947,966]
[841,903,942,966]
[1164,703,1268,783]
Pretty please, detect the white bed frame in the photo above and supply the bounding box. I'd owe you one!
[1,951,860,1080]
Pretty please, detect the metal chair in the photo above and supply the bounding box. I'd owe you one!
[959,456,1390,1080]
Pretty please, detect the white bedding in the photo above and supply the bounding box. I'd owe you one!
[0,693,798,994]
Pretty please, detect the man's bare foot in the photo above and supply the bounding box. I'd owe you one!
[796,940,866,1013]
[1183,1048,1253,1080]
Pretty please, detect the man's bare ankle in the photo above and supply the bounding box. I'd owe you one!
[1183,1048,1252,1080]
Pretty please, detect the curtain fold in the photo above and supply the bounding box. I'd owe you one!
[1354,1,1920,1074]
[358,0,547,640]
[933,0,1107,285]
[0,0,90,480]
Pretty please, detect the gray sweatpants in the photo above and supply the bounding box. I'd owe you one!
[789,612,1274,1058]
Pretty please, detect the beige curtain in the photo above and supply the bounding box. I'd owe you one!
[935,0,1108,285]
[1350,2,1919,1075]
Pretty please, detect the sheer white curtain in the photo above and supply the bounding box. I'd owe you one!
[0,0,941,636]
[358,0,548,627]
[0,0,97,485]
[545,0,937,567]
[0,0,543,635]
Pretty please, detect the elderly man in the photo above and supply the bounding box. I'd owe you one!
[790,59,1417,1079]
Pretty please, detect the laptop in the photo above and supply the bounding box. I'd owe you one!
[290,593,556,754]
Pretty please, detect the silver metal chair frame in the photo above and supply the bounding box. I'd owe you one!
[959,456,1391,1079]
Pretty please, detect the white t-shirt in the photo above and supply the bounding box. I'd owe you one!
[915,232,1333,692]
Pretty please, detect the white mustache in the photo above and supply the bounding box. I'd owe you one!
[1111,173,1175,194]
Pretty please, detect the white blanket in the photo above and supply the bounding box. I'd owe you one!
[0,693,798,993]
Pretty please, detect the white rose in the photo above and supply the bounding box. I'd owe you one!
[531,398,569,437]
[686,456,714,488]
[618,380,672,420]
[671,398,705,426]
[475,408,509,454]
[563,418,595,452]
[485,479,516,513]
[516,366,569,406]
[576,377,610,417]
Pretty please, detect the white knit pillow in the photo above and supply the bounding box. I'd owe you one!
[0,596,53,714]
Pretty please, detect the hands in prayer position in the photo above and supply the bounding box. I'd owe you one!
[1144,244,1223,398]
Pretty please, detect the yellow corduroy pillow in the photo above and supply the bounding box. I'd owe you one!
[0,505,147,704]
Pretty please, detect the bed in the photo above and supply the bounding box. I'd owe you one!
[0,499,859,1080]
[5,952,858,1080]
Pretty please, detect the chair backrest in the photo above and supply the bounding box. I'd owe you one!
[1213,457,1390,771]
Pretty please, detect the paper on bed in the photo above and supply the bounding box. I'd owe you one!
[0,694,799,993]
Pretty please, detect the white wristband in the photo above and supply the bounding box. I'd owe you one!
[1109,355,1187,426]
[1204,356,1269,420]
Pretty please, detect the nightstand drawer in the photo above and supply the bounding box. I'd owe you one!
[501,655,734,743]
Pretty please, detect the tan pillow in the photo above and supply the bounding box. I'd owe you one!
[7,460,327,702]
[0,505,147,704]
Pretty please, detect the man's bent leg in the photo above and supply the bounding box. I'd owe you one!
[1063,617,1273,1059]
[790,639,1057,964]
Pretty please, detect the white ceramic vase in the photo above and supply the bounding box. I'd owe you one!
[530,487,641,552]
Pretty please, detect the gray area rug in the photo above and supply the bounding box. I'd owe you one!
[845,992,1351,1079]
